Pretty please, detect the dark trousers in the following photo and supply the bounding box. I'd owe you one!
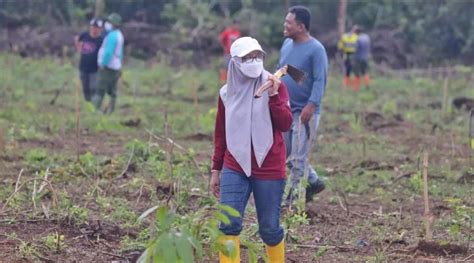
[353,59,369,76]
[93,68,120,113]
[344,53,354,77]
[79,71,97,101]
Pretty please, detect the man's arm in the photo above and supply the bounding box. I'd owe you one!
[308,44,328,107]
[300,44,328,123]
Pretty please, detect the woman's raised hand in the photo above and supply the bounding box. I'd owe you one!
[267,74,281,96]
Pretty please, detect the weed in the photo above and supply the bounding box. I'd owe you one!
[43,232,66,253]
[16,240,36,259]
[137,204,253,263]
[445,198,473,242]
[78,151,98,175]
[24,148,50,170]
[408,171,423,192]
[313,245,328,260]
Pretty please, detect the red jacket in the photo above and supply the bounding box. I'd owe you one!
[219,27,241,55]
[212,83,292,179]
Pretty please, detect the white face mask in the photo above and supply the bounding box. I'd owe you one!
[239,60,263,78]
[104,22,113,32]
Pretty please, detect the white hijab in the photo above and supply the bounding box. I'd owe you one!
[219,57,274,177]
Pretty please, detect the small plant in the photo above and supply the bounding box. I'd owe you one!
[313,245,328,260]
[24,148,50,170]
[138,204,245,263]
[7,233,37,259]
[408,171,423,192]
[17,240,36,259]
[43,232,66,253]
[58,192,88,224]
[67,205,89,225]
[283,211,309,243]
[79,151,97,175]
[445,198,473,241]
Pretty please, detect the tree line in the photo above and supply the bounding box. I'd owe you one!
[0,0,472,66]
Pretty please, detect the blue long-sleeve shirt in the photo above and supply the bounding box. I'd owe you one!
[98,29,124,70]
[278,37,328,114]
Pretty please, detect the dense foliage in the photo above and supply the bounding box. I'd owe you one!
[0,0,473,65]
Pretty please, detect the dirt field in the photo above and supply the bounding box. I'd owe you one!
[0,54,472,262]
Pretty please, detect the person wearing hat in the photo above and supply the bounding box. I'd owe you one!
[93,13,124,113]
[210,36,291,263]
[74,18,104,101]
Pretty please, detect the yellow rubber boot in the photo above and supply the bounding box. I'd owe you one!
[219,235,240,263]
[265,240,285,263]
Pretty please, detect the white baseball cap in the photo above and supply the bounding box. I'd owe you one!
[230,36,265,58]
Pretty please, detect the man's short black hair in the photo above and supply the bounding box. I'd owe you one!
[288,6,311,31]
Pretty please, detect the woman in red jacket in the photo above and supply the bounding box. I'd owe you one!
[210,36,292,263]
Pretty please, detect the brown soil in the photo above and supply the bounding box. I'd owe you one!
[0,109,472,262]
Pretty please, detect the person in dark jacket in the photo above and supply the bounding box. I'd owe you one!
[74,18,103,101]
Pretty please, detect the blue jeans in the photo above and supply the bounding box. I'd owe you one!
[284,112,321,188]
[219,167,286,246]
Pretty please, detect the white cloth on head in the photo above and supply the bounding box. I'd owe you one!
[219,57,273,177]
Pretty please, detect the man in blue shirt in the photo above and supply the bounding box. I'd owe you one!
[279,6,328,204]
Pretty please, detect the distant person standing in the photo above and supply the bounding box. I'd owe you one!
[353,27,371,90]
[279,6,328,205]
[93,13,124,114]
[337,25,358,89]
[74,18,103,101]
[218,20,241,84]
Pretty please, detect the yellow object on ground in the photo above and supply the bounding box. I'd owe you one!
[219,235,240,263]
[265,240,285,263]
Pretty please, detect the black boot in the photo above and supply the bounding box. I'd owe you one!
[305,179,325,202]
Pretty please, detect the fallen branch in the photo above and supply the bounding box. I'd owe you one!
[135,184,144,206]
[14,169,23,192]
[97,250,128,260]
[422,152,432,241]
[463,254,474,262]
[33,251,55,263]
[1,176,59,222]
[287,243,354,252]
[0,218,61,224]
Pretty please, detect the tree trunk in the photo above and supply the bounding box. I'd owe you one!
[219,0,230,19]
[95,0,104,17]
[337,0,347,36]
